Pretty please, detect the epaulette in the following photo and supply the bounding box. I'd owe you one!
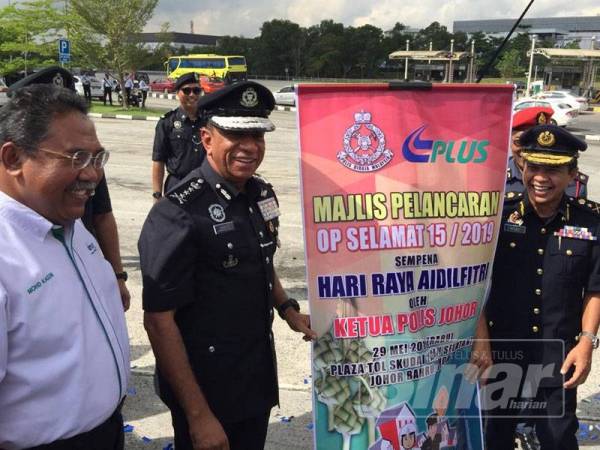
[577,171,589,184]
[504,191,524,202]
[252,173,273,187]
[167,177,205,207]
[506,167,512,180]
[567,196,600,216]
[159,108,178,120]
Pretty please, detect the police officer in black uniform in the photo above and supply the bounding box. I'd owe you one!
[151,73,205,201]
[139,81,315,450]
[482,125,600,450]
[507,107,589,198]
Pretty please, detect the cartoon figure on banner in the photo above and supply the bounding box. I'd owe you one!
[369,402,427,450]
[337,111,393,172]
[422,386,456,449]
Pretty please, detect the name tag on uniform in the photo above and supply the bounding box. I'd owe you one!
[504,223,526,234]
[213,221,235,235]
[257,197,280,221]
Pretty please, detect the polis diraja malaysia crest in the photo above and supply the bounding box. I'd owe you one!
[337,111,393,172]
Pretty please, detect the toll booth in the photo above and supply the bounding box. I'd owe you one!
[532,48,600,96]
[388,50,474,83]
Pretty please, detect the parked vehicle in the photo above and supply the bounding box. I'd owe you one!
[150,79,176,93]
[274,85,295,106]
[513,98,577,127]
[74,75,103,100]
[532,91,588,113]
[199,75,225,94]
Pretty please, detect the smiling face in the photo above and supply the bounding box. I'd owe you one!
[523,161,576,217]
[4,111,104,225]
[201,124,265,191]
[176,82,201,113]
[511,129,525,170]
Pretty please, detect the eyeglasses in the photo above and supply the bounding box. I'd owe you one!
[38,148,110,170]
[181,87,201,96]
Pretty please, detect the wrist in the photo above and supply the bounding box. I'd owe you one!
[115,271,128,281]
[152,191,162,199]
[577,331,599,349]
[277,298,300,319]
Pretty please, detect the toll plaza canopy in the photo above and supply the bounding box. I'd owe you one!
[532,48,600,59]
[389,50,470,61]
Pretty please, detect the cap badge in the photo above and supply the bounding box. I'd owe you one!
[537,131,555,147]
[52,73,64,87]
[174,121,182,129]
[537,113,547,124]
[208,204,226,222]
[240,88,258,107]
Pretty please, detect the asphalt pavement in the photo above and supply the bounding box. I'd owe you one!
[92,107,600,449]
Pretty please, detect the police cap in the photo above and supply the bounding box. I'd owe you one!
[512,106,554,131]
[7,66,75,97]
[174,73,199,91]
[520,124,587,166]
[198,81,275,132]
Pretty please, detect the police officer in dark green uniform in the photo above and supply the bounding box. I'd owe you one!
[482,125,600,450]
[139,81,315,450]
[151,73,205,200]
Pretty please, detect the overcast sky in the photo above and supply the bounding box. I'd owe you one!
[0,0,599,37]
[143,0,600,37]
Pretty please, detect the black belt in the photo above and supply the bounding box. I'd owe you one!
[25,398,125,450]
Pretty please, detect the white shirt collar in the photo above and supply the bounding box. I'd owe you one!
[0,190,67,242]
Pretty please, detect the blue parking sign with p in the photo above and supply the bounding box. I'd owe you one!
[58,38,70,63]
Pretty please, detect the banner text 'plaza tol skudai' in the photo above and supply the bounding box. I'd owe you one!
[297,83,513,450]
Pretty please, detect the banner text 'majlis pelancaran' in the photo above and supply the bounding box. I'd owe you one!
[313,191,500,222]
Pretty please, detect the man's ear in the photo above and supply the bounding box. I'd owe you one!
[200,127,212,154]
[0,142,26,175]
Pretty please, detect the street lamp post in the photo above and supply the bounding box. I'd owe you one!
[448,39,454,83]
[404,39,410,80]
[526,35,536,96]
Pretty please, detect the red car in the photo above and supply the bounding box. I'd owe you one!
[199,76,225,94]
[150,79,176,93]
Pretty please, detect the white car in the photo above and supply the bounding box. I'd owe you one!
[273,85,295,106]
[74,75,103,100]
[532,91,588,113]
[513,98,577,127]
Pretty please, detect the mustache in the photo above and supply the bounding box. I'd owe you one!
[67,181,97,192]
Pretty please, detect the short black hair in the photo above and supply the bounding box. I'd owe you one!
[0,84,88,155]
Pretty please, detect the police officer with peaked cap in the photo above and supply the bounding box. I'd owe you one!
[481,125,600,449]
[139,81,316,450]
[151,72,205,200]
[506,107,589,199]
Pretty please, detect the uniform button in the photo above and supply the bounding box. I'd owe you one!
[249,207,254,213]
[208,346,215,353]
[216,183,221,189]
[533,308,540,315]
[566,249,573,256]
[259,231,264,238]
[269,283,273,290]
[532,326,539,333]
[488,320,494,327]
[537,268,543,275]
[535,288,542,295]
[266,256,270,264]
[541,228,546,234]
[227,242,233,249]
[509,242,516,248]
[537,248,544,255]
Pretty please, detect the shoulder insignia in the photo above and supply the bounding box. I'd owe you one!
[568,196,600,216]
[252,173,272,186]
[506,167,512,180]
[504,191,522,201]
[159,108,177,120]
[167,177,205,206]
[578,172,589,183]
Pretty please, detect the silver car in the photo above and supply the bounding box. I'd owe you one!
[273,85,296,106]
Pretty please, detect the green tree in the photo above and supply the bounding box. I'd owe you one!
[496,49,522,78]
[255,19,305,77]
[0,0,66,76]
[69,0,159,107]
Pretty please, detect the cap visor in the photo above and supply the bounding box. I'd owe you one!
[521,151,575,166]
[210,116,275,132]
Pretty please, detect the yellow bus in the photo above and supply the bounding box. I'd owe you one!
[166,54,247,83]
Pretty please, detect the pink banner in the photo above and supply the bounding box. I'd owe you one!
[297,83,513,450]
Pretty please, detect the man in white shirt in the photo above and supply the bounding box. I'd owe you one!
[0,67,130,450]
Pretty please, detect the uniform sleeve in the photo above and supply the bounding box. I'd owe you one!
[138,201,199,312]
[152,119,169,162]
[0,283,8,383]
[91,175,112,215]
[586,221,600,293]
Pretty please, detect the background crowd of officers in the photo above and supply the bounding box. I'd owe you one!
[0,66,598,450]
